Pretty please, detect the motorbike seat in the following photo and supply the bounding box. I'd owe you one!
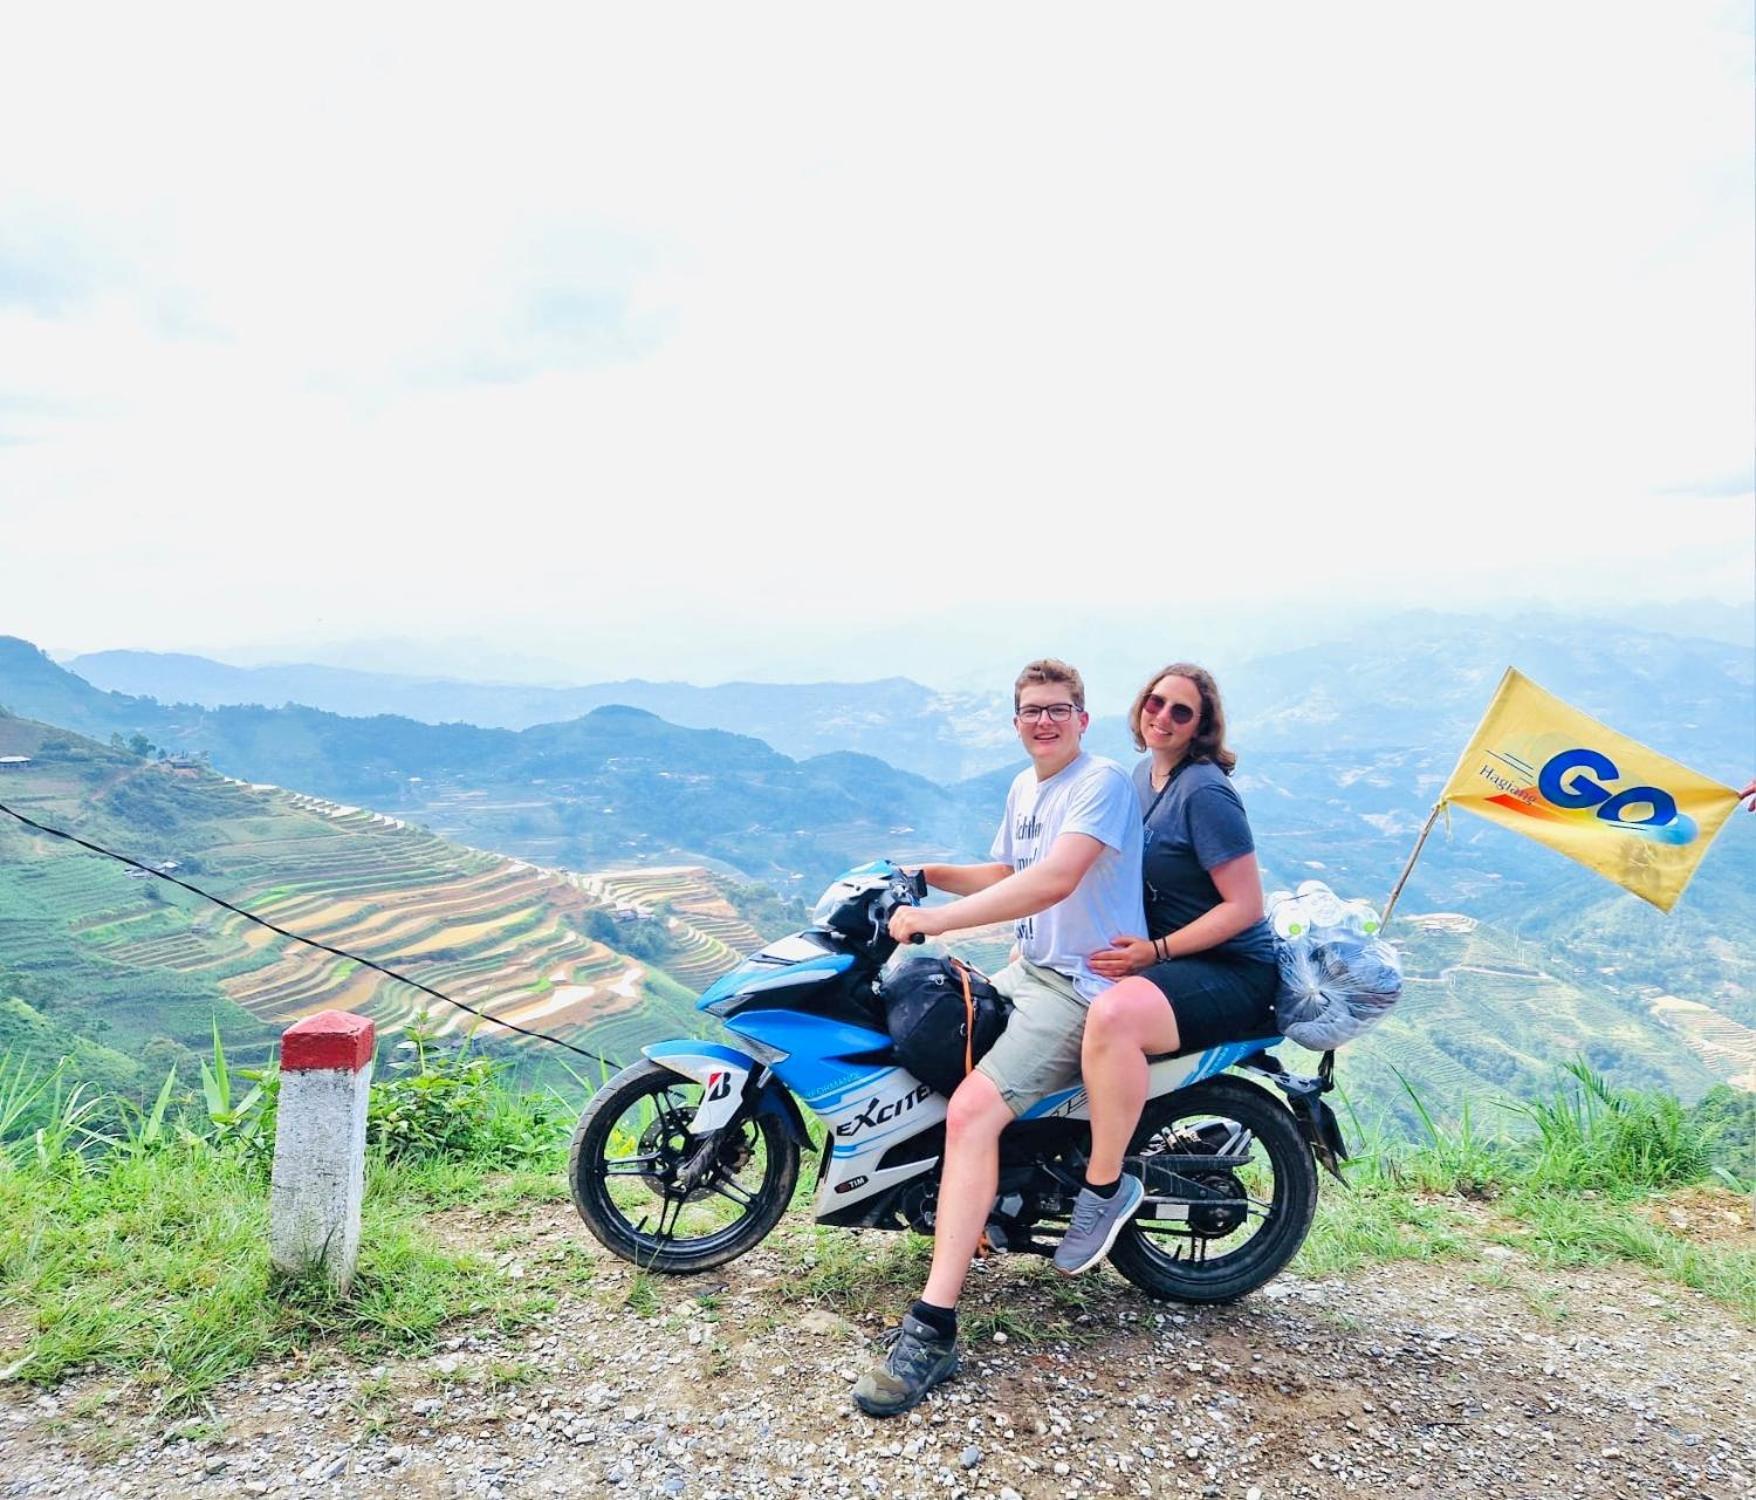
[1145,1033,1281,1064]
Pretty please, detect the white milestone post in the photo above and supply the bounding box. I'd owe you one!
[269,1010,375,1293]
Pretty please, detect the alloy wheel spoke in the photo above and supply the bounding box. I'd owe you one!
[710,1177,754,1209]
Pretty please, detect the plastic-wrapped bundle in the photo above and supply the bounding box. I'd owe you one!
[1267,880,1402,1050]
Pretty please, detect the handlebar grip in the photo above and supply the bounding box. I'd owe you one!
[908,931,926,944]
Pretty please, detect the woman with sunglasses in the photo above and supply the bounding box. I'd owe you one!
[1052,662,1279,1275]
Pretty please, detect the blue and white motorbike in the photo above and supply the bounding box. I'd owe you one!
[569,862,1343,1302]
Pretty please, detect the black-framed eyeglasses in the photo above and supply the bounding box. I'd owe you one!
[1016,702,1079,724]
[1142,693,1196,726]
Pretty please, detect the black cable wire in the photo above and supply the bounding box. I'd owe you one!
[0,798,626,1072]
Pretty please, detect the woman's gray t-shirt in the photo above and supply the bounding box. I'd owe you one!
[1134,758,1276,966]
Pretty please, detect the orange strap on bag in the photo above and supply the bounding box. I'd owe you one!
[951,958,975,1079]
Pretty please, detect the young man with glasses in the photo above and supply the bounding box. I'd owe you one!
[852,658,1144,1417]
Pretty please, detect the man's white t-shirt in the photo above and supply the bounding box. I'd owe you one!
[989,751,1146,1003]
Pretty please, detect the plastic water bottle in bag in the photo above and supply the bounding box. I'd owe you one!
[1270,879,1402,1051]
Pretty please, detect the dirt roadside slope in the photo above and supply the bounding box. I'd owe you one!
[3,1198,1752,1500]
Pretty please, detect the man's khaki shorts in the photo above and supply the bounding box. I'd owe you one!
[973,959,1089,1116]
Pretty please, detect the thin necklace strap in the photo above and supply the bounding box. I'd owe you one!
[1144,766,1178,822]
[1150,757,1183,790]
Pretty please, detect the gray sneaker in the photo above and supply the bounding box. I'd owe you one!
[1054,1175,1146,1275]
[851,1313,960,1417]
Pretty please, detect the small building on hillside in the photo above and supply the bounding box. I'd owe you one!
[0,755,31,771]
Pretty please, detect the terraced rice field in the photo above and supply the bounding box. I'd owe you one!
[6,749,775,1070]
[1650,996,1756,1090]
[581,867,767,990]
[15,776,685,1057]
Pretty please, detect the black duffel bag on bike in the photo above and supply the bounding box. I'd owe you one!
[880,955,1013,1099]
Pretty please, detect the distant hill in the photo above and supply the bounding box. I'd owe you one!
[1219,611,1751,772]
[65,650,1015,783]
[0,639,986,888]
[65,609,1753,785]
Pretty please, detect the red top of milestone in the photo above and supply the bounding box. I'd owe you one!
[281,1010,376,1073]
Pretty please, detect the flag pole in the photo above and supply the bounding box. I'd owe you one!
[1379,672,1508,934]
[1381,801,1444,932]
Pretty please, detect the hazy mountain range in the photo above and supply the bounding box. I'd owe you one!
[2,614,1752,1120]
[0,638,988,888]
[59,608,1756,785]
[62,653,1016,783]
[8,617,1751,903]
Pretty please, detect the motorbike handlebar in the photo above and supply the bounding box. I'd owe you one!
[864,866,931,953]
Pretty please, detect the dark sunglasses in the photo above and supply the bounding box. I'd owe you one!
[1142,693,1196,726]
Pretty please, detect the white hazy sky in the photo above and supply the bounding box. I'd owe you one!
[1,2,1752,685]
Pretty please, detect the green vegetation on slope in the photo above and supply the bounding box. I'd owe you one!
[1274,915,1721,1138]
[0,713,731,1087]
[0,997,145,1096]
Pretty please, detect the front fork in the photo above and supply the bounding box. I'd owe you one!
[641,1039,814,1149]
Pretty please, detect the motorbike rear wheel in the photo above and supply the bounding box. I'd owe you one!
[569,1060,799,1274]
[1107,1074,1317,1304]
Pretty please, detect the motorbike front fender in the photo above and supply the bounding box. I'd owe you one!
[642,1040,810,1143]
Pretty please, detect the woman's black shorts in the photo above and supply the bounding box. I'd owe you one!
[1138,954,1279,1054]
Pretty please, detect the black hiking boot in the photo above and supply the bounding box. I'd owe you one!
[850,1313,960,1417]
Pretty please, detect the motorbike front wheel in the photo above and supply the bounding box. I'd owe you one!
[569,1060,800,1273]
[1107,1073,1317,1304]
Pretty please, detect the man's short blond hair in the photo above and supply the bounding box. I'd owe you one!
[1013,658,1085,713]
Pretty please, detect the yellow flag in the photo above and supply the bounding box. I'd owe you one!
[1439,668,1741,912]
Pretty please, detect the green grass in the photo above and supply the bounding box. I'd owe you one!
[1500,1192,1755,1318]
[0,1031,582,1410]
[772,1227,933,1319]
[1297,1185,1475,1275]
[1506,1061,1713,1192]
[624,1270,660,1317]
[1319,1063,1756,1318]
[1339,1060,1727,1199]
[0,1143,518,1408]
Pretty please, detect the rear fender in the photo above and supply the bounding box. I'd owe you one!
[642,1040,810,1143]
[1236,1049,1351,1182]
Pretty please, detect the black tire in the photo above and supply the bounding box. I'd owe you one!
[1107,1074,1317,1304]
[568,1060,800,1274]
